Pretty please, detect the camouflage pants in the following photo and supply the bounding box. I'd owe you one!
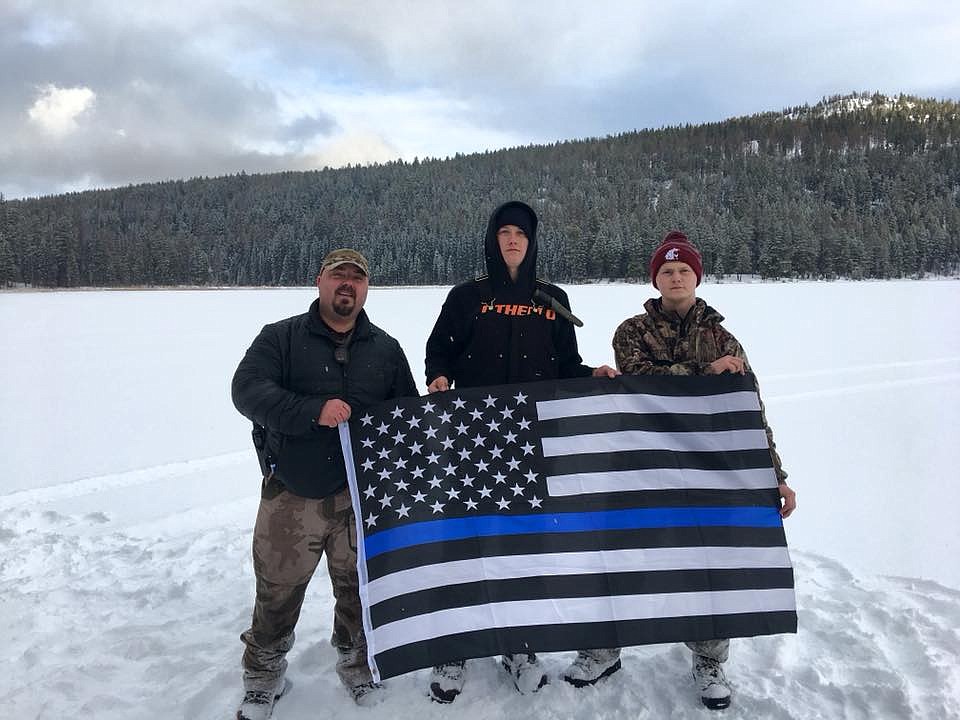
[579,639,730,666]
[240,478,371,692]
[685,639,730,663]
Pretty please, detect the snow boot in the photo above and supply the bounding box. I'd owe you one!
[429,660,466,703]
[501,653,548,694]
[563,648,622,687]
[236,677,290,720]
[692,654,731,710]
[349,681,386,707]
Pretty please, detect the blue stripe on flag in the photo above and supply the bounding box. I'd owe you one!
[363,506,783,559]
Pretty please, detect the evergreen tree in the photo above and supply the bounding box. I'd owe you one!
[0,235,15,287]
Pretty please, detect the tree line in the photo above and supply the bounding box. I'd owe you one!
[1,92,958,288]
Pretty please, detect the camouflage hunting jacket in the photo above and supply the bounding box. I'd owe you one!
[612,297,787,482]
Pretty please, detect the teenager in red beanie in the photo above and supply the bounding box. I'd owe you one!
[562,231,796,710]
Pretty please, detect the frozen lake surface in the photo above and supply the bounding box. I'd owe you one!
[1,280,958,719]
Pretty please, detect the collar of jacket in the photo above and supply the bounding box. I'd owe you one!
[305,299,372,341]
[644,297,724,326]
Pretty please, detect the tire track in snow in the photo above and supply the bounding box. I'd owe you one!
[766,372,960,404]
[764,356,960,382]
[0,450,253,510]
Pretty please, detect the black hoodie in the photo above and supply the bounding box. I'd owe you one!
[425,201,592,388]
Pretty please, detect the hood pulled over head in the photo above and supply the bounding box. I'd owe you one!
[483,200,538,297]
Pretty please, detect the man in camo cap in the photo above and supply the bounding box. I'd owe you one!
[231,248,417,718]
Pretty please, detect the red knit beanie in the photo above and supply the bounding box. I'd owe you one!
[649,230,703,287]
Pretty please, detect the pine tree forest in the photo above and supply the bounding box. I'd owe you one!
[2,93,958,288]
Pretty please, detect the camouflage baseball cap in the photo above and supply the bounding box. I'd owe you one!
[320,248,369,276]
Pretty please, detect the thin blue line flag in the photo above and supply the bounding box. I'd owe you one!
[338,374,797,681]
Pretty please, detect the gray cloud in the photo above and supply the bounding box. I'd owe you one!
[281,114,339,143]
[2,0,959,199]
[0,4,325,197]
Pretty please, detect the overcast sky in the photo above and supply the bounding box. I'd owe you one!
[2,0,959,200]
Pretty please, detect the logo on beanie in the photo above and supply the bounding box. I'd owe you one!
[665,248,680,260]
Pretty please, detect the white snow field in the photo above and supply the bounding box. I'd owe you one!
[1,280,958,720]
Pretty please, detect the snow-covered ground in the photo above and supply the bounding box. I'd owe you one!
[1,280,959,719]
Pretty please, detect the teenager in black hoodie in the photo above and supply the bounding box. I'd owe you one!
[424,201,617,702]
